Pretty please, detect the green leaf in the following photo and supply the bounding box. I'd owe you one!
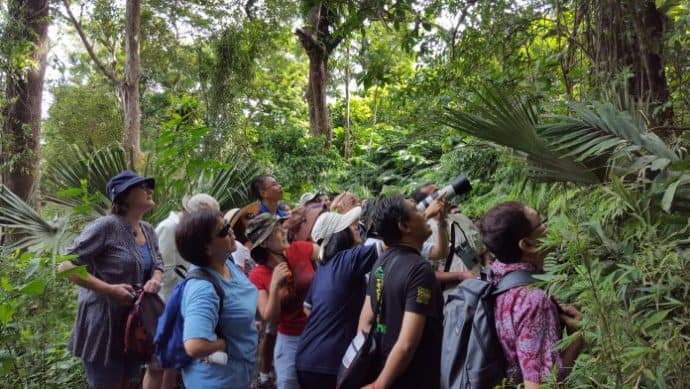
[661,174,690,212]
[58,265,89,280]
[19,279,46,296]
[0,303,16,324]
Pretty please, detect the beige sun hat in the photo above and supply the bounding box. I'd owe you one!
[224,208,242,227]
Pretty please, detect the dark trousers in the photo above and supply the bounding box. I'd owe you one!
[297,370,337,389]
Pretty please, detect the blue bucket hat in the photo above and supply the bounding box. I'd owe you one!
[105,170,155,202]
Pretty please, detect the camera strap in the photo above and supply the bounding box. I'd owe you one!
[444,221,476,272]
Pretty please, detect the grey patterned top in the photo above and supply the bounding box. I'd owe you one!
[65,214,164,366]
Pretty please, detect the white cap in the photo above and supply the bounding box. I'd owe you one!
[311,206,362,246]
[182,193,220,213]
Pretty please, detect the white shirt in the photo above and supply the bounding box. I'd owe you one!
[231,242,255,274]
[155,212,189,301]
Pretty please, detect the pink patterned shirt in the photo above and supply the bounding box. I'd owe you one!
[491,261,565,383]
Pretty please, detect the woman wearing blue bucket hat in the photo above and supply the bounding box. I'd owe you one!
[58,170,165,389]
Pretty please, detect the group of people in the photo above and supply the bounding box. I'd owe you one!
[57,170,584,389]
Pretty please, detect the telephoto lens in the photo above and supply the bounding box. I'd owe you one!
[416,175,471,211]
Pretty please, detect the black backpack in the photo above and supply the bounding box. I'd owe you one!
[440,270,535,389]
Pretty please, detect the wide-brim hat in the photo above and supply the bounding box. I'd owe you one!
[247,213,287,257]
[105,170,155,202]
[224,208,242,227]
[311,206,362,246]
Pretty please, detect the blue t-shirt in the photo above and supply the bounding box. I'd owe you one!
[295,245,378,375]
[138,243,153,277]
[259,202,288,217]
[180,260,258,387]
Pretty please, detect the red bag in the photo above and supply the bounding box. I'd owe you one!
[124,291,164,362]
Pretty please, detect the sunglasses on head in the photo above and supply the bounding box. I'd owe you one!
[217,220,231,238]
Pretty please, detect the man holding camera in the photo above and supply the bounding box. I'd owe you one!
[411,183,477,286]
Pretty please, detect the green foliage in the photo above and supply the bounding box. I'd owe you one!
[42,82,123,175]
[0,250,86,387]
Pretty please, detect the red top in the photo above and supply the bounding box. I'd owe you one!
[249,241,315,335]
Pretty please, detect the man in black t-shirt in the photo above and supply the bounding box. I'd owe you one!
[358,195,443,389]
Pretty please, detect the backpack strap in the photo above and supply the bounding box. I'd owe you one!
[491,270,536,296]
[186,267,226,338]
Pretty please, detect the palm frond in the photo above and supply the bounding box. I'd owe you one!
[442,88,601,184]
[540,102,679,165]
[0,185,71,253]
[201,152,261,210]
[42,144,129,214]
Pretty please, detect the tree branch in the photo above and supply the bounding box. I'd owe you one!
[61,0,119,84]
[295,27,325,55]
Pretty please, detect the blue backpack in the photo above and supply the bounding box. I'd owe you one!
[154,266,225,369]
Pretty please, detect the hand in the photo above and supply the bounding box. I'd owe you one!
[558,304,582,333]
[423,195,446,220]
[107,283,135,305]
[143,278,162,294]
[270,262,291,291]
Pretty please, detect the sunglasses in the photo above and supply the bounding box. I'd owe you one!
[217,221,231,238]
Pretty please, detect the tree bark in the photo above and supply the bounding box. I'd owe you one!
[61,0,142,164]
[1,0,50,204]
[296,3,342,145]
[123,0,142,163]
[344,39,351,159]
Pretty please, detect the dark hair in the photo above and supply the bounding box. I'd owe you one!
[479,201,532,263]
[322,228,355,260]
[233,222,248,244]
[372,195,409,245]
[109,188,132,215]
[175,209,223,267]
[250,175,272,200]
[252,246,269,264]
[411,183,434,204]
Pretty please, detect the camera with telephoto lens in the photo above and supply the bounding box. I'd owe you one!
[416,175,472,211]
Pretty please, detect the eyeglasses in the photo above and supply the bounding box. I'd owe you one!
[217,221,231,238]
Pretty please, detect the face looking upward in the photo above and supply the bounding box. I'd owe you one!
[259,176,283,202]
[123,182,155,213]
[207,217,236,261]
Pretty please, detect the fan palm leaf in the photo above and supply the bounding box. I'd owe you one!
[0,185,73,254]
[42,144,130,214]
[442,88,601,184]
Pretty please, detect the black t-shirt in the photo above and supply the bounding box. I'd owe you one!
[367,245,443,389]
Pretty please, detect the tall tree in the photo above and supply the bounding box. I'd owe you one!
[61,0,143,163]
[1,0,50,204]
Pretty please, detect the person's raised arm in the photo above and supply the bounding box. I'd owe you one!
[366,312,426,389]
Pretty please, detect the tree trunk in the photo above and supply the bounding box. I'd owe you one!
[344,40,351,159]
[1,0,50,204]
[123,0,142,164]
[297,3,341,145]
[585,0,672,124]
[302,49,331,143]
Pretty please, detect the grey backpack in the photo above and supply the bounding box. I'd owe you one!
[441,270,535,389]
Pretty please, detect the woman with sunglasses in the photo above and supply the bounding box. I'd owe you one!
[479,202,583,388]
[57,170,165,389]
[175,209,258,387]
